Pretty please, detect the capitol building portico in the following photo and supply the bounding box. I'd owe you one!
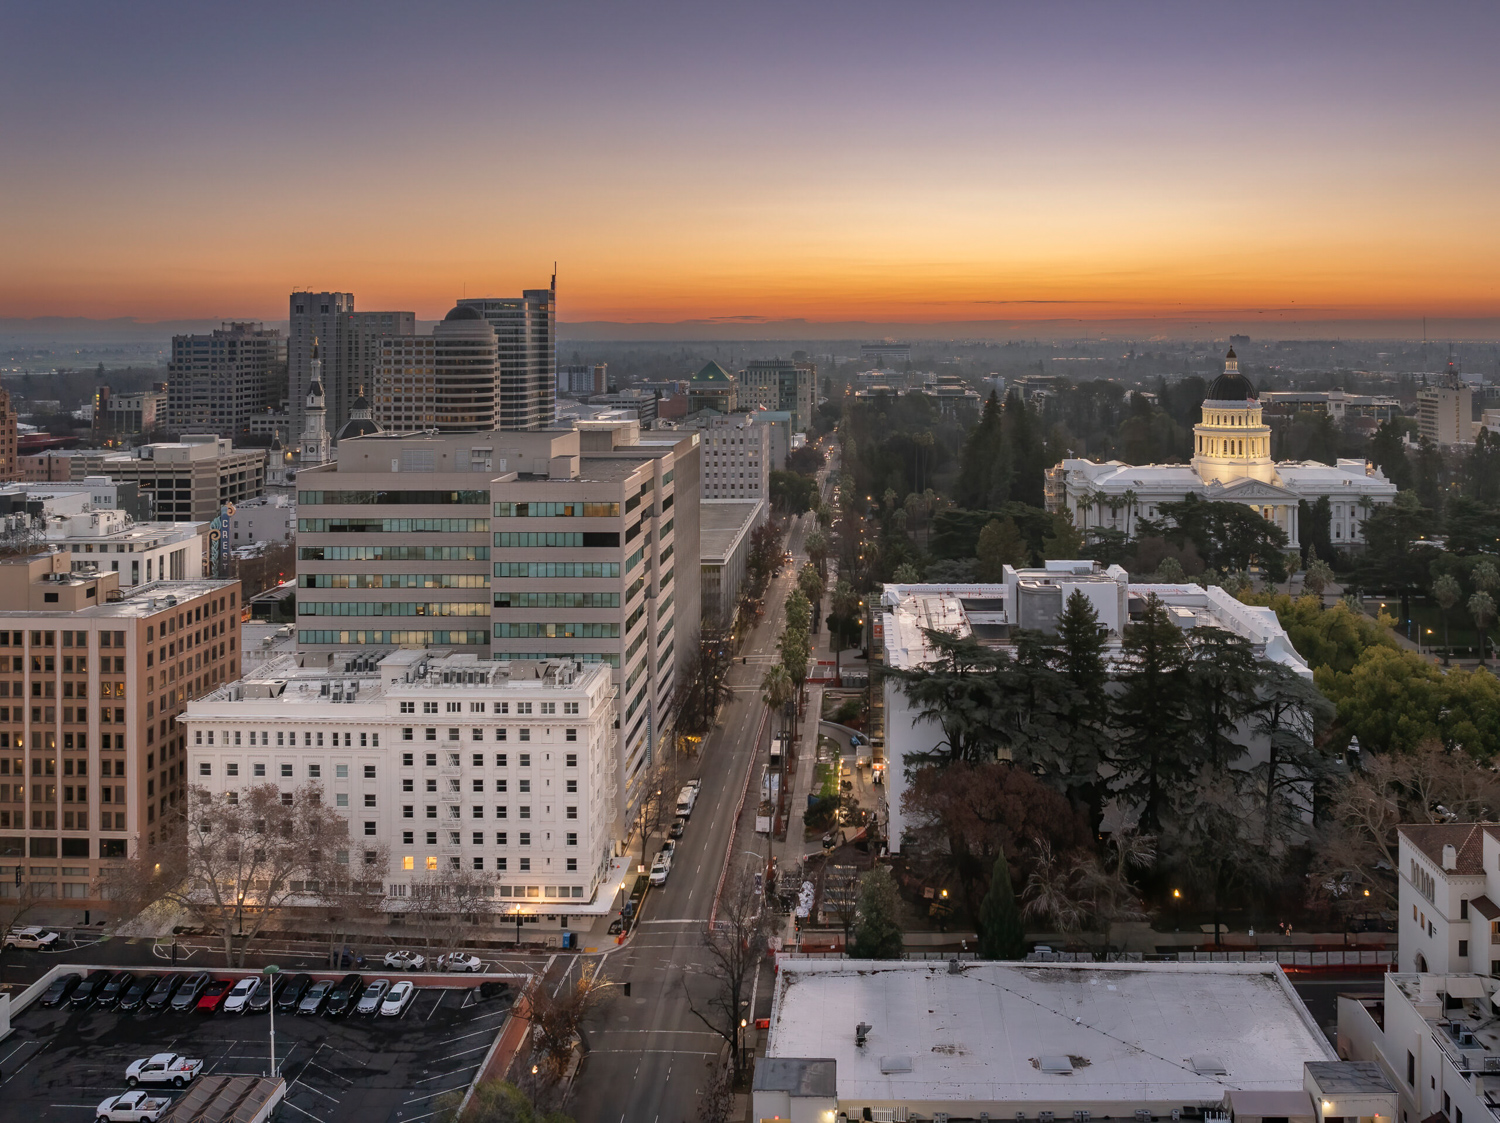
[1045,350,1399,549]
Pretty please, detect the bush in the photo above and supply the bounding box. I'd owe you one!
[804,795,839,828]
[833,698,861,724]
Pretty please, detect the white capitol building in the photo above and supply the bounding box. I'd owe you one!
[1045,350,1398,548]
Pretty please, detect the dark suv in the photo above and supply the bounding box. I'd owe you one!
[324,974,364,1017]
[97,971,136,1008]
[70,971,113,1008]
[275,973,312,1014]
[118,975,156,1011]
[144,974,184,1010]
[246,973,282,1014]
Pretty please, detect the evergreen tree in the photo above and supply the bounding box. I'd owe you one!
[1185,626,1262,771]
[1053,590,1112,827]
[976,517,1028,580]
[850,866,905,959]
[957,392,1003,509]
[1041,513,1084,560]
[977,851,1027,960]
[1001,390,1047,508]
[1112,594,1192,831]
[1368,420,1412,491]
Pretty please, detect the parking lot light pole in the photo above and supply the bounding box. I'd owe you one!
[265,964,280,1077]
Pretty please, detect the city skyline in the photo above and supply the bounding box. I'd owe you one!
[5,2,1500,326]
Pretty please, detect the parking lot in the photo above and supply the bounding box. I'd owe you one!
[0,972,516,1123]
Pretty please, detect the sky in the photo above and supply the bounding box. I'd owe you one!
[3,0,1500,328]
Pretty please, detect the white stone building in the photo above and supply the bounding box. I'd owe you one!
[1046,351,1399,549]
[45,510,205,586]
[1390,823,1500,976]
[226,494,295,546]
[681,412,770,501]
[878,563,1313,852]
[183,651,620,923]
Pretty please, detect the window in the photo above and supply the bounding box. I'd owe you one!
[519,832,531,845]
[425,728,436,741]
[426,753,437,766]
[254,763,266,777]
[403,831,413,844]
[403,856,415,871]
[520,806,530,820]
[496,832,507,845]
[308,764,321,778]
[400,702,414,714]
[227,763,239,777]
[336,764,349,778]
[472,728,484,741]
[199,762,211,776]
[519,858,530,872]
[566,806,577,819]
[364,794,376,808]
[566,779,577,793]
[519,780,531,793]
[402,753,413,766]
[566,832,577,845]
[364,765,376,779]
[520,753,531,767]
[403,779,414,792]
[402,728,413,741]
[364,822,376,836]
[403,806,414,818]
[473,753,484,767]
[495,753,507,767]
[540,702,555,715]
[473,857,484,871]
[336,794,349,808]
[280,764,293,777]
[566,728,577,742]
[563,702,579,715]
[565,753,577,767]
[1460,940,1470,957]
[1462,899,1470,919]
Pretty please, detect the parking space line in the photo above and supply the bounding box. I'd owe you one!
[404,1081,473,1103]
[304,1059,354,1085]
[276,1097,323,1121]
[289,1077,341,1103]
[423,991,446,1020]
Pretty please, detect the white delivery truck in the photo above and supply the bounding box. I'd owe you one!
[675,785,698,818]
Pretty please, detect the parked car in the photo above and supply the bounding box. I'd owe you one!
[383,950,426,971]
[324,973,364,1016]
[170,973,210,1012]
[38,972,80,1007]
[144,974,184,1011]
[195,979,231,1013]
[95,1090,171,1122]
[355,979,390,1015]
[246,973,282,1014]
[380,980,417,1017]
[660,839,676,860]
[437,953,483,973]
[668,817,686,839]
[222,976,261,1014]
[649,854,670,886]
[70,971,114,1008]
[298,979,335,1015]
[275,973,312,1013]
[98,971,136,1008]
[119,974,157,1012]
[125,1053,203,1088]
[4,926,60,950]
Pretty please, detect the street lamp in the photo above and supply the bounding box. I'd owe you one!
[1172,888,1182,932]
[740,1017,749,1074]
[514,904,524,947]
[265,964,281,1077]
[530,1063,539,1113]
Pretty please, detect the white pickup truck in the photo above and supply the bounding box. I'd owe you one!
[96,1090,171,1121]
[125,1053,203,1088]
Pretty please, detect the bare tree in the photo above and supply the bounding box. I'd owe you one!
[683,868,768,1086]
[529,960,612,1082]
[101,783,351,967]
[407,866,499,961]
[309,841,390,968]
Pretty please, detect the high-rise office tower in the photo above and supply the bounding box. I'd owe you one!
[456,279,556,431]
[373,306,501,432]
[739,357,815,432]
[288,293,414,442]
[166,322,285,437]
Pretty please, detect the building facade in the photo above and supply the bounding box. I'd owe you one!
[557,365,608,397]
[45,510,205,586]
[0,550,240,910]
[683,411,769,501]
[456,283,556,431]
[1047,352,1398,549]
[1418,382,1473,447]
[183,651,618,912]
[686,362,738,415]
[294,422,700,830]
[92,385,168,442]
[700,498,765,630]
[373,306,500,432]
[739,358,815,432]
[61,437,266,524]
[288,292,415,447]
[0,388,18,483]
[167,322,285,437]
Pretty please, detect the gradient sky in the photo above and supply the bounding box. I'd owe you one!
[3,0,1499,325]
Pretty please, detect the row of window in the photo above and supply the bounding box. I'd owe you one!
[302,574,489,589]
[399,727,579,743]
[0,631,128,649]
[492,502,619,518]
[491,653,620,667]
[300,546,489,561]
[493,562,618,579]
[399,701,580,715]
[299,519,490,533]
[298,630,491,646]
[299,490,489,506]
[298,602,490,617]
[491,592,619,608]
[400,855,584,882]
[492,532,620,548]
[492,623,619,639]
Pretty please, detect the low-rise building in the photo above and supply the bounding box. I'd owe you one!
[756,959,1365,1123]
[227,494,295,545]
[1339,972,1491,1123]
[879,564,1312,851]
[1393,823,1500,975]
[1259,388,1403,423]
[183,651,619,923]
[0,550,240,910]
[49,437,266,523]
[699,498,765,630]
[44,510,206,586]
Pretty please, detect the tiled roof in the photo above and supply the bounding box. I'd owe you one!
[1400,823,1490,874]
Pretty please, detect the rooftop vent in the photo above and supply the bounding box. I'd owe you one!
[948,957,962,974]
[1038,1056,1073,1075]
[855,1022,872,1047]
[1443,844,1458,870]
[1190,1055,1228,1076]
[878,1056,912,1074]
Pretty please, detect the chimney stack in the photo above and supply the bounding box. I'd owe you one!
[1443,844,1458,871]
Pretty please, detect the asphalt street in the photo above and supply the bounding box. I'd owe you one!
[566,465,832,1123]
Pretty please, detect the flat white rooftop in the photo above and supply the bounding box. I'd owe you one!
[767,960,1334,1108]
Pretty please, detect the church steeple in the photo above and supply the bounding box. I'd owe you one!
[299,338,331,467]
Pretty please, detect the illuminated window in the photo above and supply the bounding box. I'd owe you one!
[426,856,438,871]
[402,856,414,871]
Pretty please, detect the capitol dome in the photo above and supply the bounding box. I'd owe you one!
[1205,349,1257,402]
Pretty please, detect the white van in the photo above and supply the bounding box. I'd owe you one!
[674,785,698,817]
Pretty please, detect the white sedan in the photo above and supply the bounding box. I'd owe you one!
[222,976,261,1014]
[125,1053,203,1088]
[383,950,426,970]
[436,952,483,973]
[380,980,417,1016]
[96,1090,171,1122]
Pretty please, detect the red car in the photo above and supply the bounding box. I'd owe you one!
[195,979,231,1013]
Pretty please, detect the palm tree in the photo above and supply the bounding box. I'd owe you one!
[1471,591,1497,667]
[1021,841,1085,949]
[1356,495,1374,542]
[761,663,795,739]
[830,579,861,678]
[1433,573,1462,665]
[1121,488,1139,539]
